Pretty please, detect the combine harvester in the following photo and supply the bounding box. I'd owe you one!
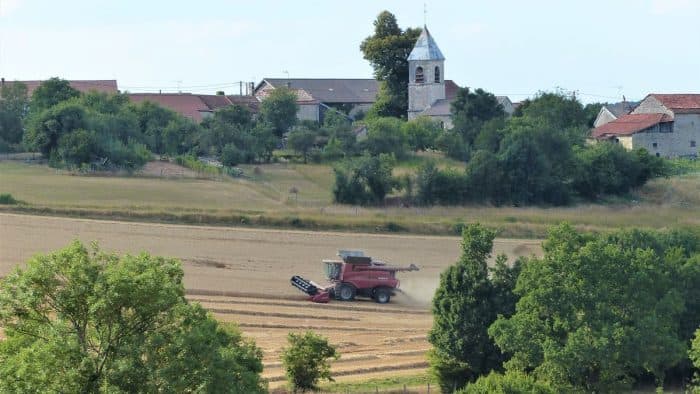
[291,250,419,304]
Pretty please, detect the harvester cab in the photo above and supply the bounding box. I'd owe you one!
[290,250,419,304]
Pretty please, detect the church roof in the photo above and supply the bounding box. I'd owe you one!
[408,26,445,61]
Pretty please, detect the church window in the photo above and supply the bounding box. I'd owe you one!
[415,67,424,83]
[434,66,440,83]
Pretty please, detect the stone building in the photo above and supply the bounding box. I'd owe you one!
[253,78,378,123]
[406,26,513,127]
[591,94,700,158]
[592,101,639,128]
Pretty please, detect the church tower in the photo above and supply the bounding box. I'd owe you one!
[407,26,446,119]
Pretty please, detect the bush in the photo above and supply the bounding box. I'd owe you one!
[0,193,18,205]
[364,117,408,159]
[459,372,556,394]
[332,154,396,205]
[282,331,339,392]
[220,143,245,167]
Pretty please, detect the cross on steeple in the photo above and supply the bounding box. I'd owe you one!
[423,3,427,26]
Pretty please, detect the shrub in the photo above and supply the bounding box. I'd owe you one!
[459,372,556,394]
[282,331,338,392]
[0,193,18,205]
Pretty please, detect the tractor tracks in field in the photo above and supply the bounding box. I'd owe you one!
[187,293,431,315]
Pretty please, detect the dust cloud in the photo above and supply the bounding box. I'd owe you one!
[395,276,439,308]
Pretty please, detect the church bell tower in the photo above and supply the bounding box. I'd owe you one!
[407,26,446,119]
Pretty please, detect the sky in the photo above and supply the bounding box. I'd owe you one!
[1,0,699,103]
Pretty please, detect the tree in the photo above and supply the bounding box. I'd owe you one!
[429,224,519,392]
[515,91,587,132]
[57,129,97,166]
[260,87,298,137]
[450,87,505,147]
[364,116,408,158]
[333,153,396,205]
[282,331,339,393]
[403,116,440,151]
[0,81,29,150]
[691,328,700,391]
[459,371,555,394]
[489,224,689,392]
[30,77,80,113]
[0,241,266,393]
[360,11,421,118]
[24,100,88,156]
[288,127,317,163]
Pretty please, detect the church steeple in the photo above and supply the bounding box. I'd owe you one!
[407,25,446,119]
[408,26,445,61]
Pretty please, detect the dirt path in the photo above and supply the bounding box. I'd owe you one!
[0,212,542,384]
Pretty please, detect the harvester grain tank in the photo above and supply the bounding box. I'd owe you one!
[290,250,419,304]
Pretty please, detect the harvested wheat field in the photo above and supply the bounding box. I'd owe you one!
[0,213,541,385]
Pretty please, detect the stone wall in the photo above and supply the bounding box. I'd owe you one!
[632,114,700,158]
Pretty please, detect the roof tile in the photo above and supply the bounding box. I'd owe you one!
[591,113,672,138]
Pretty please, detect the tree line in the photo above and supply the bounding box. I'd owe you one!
[429,223,700,393]
[0,78,303,170]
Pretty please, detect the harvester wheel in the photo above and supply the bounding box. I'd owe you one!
[337,283,356,301]
[374,288,391,304]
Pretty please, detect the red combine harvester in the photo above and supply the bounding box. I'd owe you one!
[290,250,419,304]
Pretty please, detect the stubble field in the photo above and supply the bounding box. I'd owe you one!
[0,213,541,386]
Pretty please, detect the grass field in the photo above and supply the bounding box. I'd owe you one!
[1,159,699,238]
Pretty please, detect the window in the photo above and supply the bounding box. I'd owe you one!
[656,152,660,157]
[415,67,424,83]
[652,142,658,148]
[659,122,673,133]
[692,140,697,148]
[434,66,440,83]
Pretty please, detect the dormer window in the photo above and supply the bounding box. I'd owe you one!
[434,66,440,83]
[415,67,424,83]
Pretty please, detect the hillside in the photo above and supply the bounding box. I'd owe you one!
[1,159,699,238]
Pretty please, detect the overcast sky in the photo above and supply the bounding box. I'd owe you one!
[1,0,699,103]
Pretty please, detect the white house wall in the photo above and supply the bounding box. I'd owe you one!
[593,107,618,128]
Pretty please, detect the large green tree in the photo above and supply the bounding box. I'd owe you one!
[360,11,421,118]
[30,77,81,113]
[260,87,298,137]
[0,241,266,393]
[429,224,520,392]
[489,224,695,392]
[450,87,505,147]
[0,81,29,149]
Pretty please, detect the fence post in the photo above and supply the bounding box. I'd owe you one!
[403,383,407,393]
[427,383,430,393]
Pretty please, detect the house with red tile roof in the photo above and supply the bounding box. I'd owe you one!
[127,93,259,123]
[591,94,700,158]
